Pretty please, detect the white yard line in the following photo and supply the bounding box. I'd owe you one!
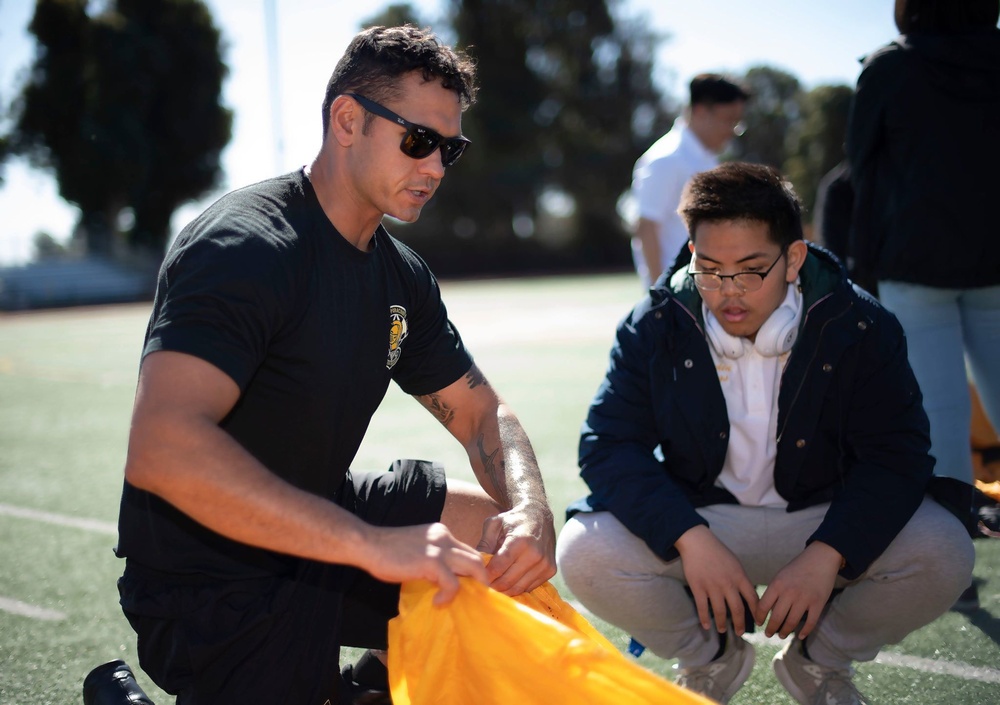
[3,501,999,685]
[744,632,1000,684]
[872,650,1000,685]
[0,595,66,621]
[0,502,115,622]
[566,599,1000,686]
[0,502,117,536]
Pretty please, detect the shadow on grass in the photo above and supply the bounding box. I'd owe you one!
[967,603,1000,648]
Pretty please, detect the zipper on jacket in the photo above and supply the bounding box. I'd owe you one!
[776,294,851,444]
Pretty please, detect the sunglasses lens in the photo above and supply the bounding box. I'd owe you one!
[399,125,468,167]
[400,128,439,160]
[440,139,468,167]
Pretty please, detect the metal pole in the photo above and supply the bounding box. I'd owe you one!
[264,0,284,173]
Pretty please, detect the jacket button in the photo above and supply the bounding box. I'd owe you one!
[719,431,727,440]
[795,439,806,448]
[857,321,868,331]
[654,311,662,319]
[684,359,694,368]
[822,363,833,373]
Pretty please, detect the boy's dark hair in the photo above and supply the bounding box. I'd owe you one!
[689,73,751,107]
[680,162,804,249]
[897,0,999,34]
[321,25,478,139]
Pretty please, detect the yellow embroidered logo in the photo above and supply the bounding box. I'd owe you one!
[386,305,409,369]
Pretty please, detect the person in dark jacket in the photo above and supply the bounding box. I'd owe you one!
[846,0,1000,613]
[556,163,973,705]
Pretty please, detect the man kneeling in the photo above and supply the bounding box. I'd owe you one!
[556,162,973,704]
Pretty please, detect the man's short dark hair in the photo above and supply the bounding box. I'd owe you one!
[689,74,751,107]
[321,25,478,139]
[897,0,999,34]
[680,162,803,249]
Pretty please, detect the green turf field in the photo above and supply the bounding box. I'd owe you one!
[1,272,997,704]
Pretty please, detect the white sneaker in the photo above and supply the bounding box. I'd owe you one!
[675,629,755,704]
[772,638,870,705]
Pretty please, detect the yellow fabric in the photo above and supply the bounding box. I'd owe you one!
[387,575,714,705]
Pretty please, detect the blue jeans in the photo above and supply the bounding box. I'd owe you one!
[878,281,1000,482]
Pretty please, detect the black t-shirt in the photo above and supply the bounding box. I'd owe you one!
[116,169,473,579]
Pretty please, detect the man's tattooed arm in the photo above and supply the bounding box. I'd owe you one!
[476,433,510,507]
[464,365,488,390]
[414,364,545,509]
[415,391,456,426]
[414,365,489,427]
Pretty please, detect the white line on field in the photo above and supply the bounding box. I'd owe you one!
[744,632,1000,684]
[0,502,117,536]
[0,503,114,624]
[0,595,66,621]
[872,649,1000,684]
[567,599,1000,685]
[3,501,998,685]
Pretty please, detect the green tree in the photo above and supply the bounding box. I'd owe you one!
[397,0,671,274]
[7,0,231,259]
[782,84,854,219]
[731,65,802,169]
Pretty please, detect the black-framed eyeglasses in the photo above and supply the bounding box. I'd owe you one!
[688,250,786,292]
[345,93,471,167]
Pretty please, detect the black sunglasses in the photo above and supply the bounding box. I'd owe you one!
[346,93,471,167]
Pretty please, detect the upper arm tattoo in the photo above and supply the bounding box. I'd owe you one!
[416,392,455,427]
[464,364,489,390]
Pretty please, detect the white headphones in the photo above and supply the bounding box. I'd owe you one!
[704,282,801,359]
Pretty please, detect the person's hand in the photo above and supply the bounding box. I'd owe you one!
[363,522,488,606]
[675,525,759,635]
[755,541,842,640]
[476,501,556,596]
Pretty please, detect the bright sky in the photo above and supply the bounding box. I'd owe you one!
[0,0,898,265]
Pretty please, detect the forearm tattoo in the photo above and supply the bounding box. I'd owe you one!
[477,433,510,506]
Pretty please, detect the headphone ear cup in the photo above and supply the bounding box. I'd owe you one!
[705,313,747,359]
[754,302,798,356]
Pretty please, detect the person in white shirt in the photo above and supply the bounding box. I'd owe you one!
[557,162,974,705]
[630,74,750,288]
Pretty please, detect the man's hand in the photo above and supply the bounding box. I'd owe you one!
[362,522,489,607]
[675,525,759,635]
[477,501,556,596]
[755,541,842,640]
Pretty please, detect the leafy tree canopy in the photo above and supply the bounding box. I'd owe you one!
[782,83,853,216]
[388,0,673,274]
[8,0,232,259]
[731,65,802,169]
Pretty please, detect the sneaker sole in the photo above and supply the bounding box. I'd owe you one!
[721,643,756,703]
[773,649,810,705]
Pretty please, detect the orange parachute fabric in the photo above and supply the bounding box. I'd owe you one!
[387,575,714,705]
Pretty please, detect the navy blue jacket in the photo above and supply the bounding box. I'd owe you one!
[569,245,933,580]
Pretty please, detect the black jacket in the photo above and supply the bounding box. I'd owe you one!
[846,29,1000,288]
[568,245,934,580]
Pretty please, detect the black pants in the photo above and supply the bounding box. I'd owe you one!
[118,460,447,705]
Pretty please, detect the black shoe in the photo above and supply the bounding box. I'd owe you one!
[952,583,980,614]
[341,650,391,704]
[82,660,155,705]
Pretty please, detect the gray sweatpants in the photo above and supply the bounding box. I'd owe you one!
[556,498,973,670]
